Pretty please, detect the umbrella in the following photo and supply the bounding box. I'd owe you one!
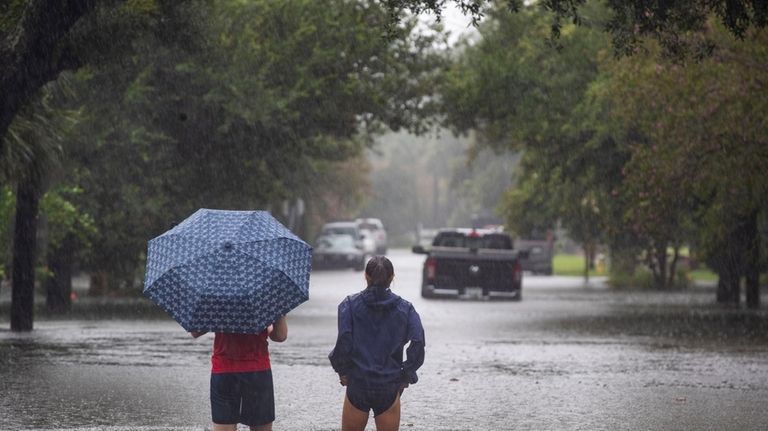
[143,208,312,334]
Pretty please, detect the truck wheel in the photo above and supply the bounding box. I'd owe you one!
[421,285,435,299]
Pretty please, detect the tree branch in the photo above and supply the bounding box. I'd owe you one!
[0,0,97,155]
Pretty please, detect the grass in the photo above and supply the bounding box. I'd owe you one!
[553,253,719,282]
[689,268,718,282]
[552,254,603,277]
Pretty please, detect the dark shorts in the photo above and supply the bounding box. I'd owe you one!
[210,370,275,426]
[346,384,402,417]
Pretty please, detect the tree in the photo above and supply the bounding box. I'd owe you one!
[39,187,96,312]
[604,21,768,303]
[3,0,768,158]
[0,0,96,155]
[1,0,206,329]
[440,2,616,281]
[389,0,768,59]
[0,0,444,309]
[0,0,203,156]
[1,80,78,330]
[440,1,767,297]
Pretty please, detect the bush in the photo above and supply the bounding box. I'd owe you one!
[608,266,690,290]
[607,270,654,289]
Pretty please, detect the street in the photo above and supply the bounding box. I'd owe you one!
[1,249,767,430]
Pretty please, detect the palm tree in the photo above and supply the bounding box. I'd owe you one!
[1,83,73,331]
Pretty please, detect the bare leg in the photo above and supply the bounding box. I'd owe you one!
[373,393,401,431]
[342,394,370,431]
[250,423,273,431]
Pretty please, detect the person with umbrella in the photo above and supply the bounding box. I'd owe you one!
[143,209,313,431]
[329,256,426,431]
[192,315,287,431]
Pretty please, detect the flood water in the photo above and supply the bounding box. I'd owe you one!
[2,249,767,430]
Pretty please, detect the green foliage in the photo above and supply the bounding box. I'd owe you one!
[1,82,80,184]
[0,0,25,31]
[0,184,96,281]
[606,269,655,290]
[500,171,556,238]
[392,0,768,59]
[442,2,614,244]
[604,21,768,273]
[17,0,445,290]
[607,266,691,290]
[602,0,768,59]
[40,187,97,251]
[440,1,768,289]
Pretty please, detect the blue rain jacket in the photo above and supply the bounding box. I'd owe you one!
[329,286,425,389]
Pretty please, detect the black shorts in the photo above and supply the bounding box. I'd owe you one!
[210,370,275,426]
[346,384,402,417]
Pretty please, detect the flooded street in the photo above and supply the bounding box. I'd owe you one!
[2,249,768,430]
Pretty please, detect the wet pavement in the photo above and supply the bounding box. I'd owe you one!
[1,249,767,430]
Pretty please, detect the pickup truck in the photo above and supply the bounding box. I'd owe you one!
[515,239,554,275]
[412,228,523,300]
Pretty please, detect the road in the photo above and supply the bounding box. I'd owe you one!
[1,249,767,430]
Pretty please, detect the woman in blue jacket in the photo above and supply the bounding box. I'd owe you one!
[329,256,425,431]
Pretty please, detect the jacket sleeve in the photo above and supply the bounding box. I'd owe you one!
[328,297,354,375]
[401,305,425,384]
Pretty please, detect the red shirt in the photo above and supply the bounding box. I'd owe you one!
[211,331,271,374]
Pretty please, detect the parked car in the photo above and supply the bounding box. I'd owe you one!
[312,234,366,271]
[320,221,376,255]
[321,221,362,238]
[515,239,554,275]
[356,218,388,254]
[412,228,523,300]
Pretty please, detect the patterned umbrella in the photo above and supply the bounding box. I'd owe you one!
[143,209,312,334]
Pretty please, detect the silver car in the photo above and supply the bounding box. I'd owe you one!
[312,234,366,271]
[320,221,375,256]
[355,218,387,254]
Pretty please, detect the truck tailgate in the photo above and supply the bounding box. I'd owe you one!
[430,249,519,290]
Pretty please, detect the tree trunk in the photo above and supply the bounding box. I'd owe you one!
[10,179,41,331]
[655,246,668,289]
[715,226,742,304]
[744,209,760,309]
[583,241,592,284]
[45,233,76,312]
[667,246,680,289]
[716,266,741,304]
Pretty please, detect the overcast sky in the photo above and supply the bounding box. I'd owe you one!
[417,3,479,46]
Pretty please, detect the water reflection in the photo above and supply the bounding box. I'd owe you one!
[0,323,209,367]
[2,259,767,430]
[0,322,208,429]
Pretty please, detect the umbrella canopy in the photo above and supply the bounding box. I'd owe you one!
[143,209,312,334]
